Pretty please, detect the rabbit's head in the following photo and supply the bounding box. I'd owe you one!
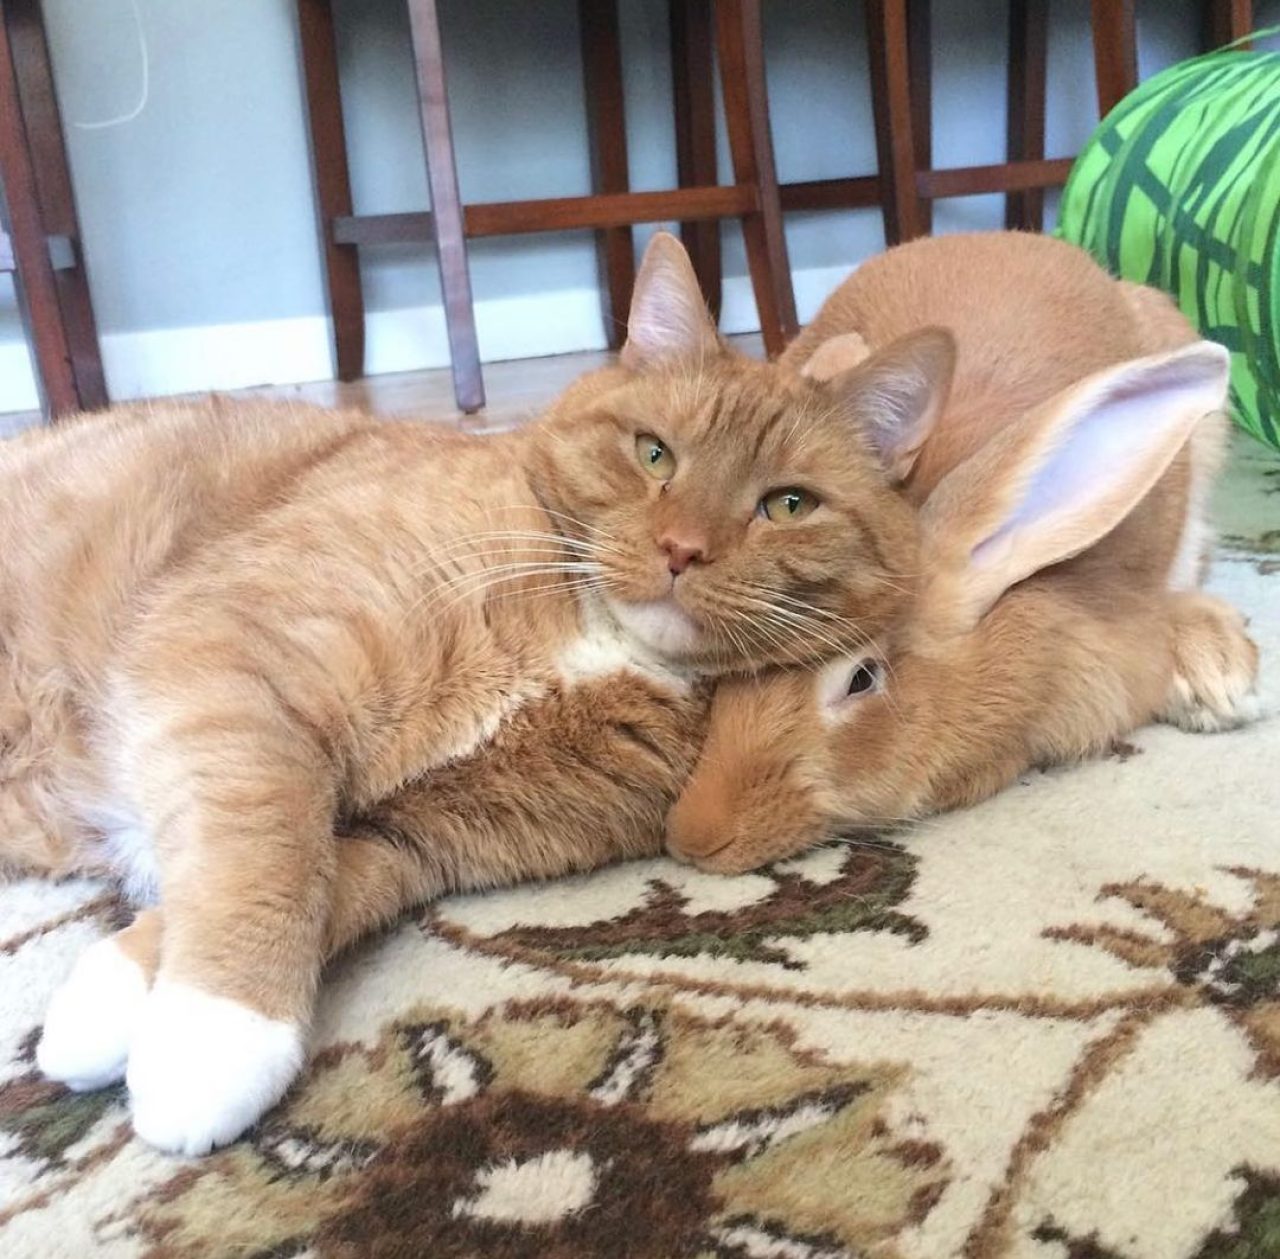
[666,340,1231,872]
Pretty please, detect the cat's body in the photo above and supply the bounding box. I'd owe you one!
[1,397,702,900]
[3,234,947,1154]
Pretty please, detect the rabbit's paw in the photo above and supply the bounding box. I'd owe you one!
[126,981,303,1156]
[1160,593,1261,733]
[37,937,148,1091]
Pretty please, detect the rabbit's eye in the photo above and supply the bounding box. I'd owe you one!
[847,660,882,697]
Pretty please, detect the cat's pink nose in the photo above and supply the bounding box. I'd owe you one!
[660,535,705,576]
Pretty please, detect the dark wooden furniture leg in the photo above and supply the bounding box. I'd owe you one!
[1005,0,1049,230]
[906,0,933,233]
[866,0,925,246]
[579,0,634,350]
[0,0,104,417]
[296,0,365,383]
[1202,0,1252,49]
[714,0,796,356]
[0,112,76,417]
[1091,0,1138,118]
[406,0,484,413]
[670,0,722,318]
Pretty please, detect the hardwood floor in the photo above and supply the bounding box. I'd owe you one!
[0,335,767,440]
[243,346,626,433]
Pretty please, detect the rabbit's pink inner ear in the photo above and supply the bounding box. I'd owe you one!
[829,327,956,482]
[620,231,721,371]
[921,340,1230,620]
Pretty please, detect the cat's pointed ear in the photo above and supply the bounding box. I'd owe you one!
[621,231,721,371]
[921,340,1230,626]
[826,327,955,482]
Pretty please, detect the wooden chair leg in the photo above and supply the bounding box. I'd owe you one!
[1005,0,1048,230]
[670,0,722,319]
[406,0,484,413]
[0,3,79,418]
[1090,0,1138,118]
[579,0,634,351]
[906,0,933,234]
[5,0,105,413]
[296,0,366,383]
[866,0,925,247]
[714,0,796,356]
[1202,0,1252,49]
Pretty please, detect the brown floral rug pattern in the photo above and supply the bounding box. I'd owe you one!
[1,439,1277,1258]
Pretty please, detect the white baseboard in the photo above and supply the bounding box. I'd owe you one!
[0,262,852,416]
[0,343,40,414]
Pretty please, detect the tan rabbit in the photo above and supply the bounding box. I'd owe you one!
[667,232,1260,873]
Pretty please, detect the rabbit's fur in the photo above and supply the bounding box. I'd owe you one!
[667,232,1260,871]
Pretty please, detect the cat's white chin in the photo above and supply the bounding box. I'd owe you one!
[607,597,704,658]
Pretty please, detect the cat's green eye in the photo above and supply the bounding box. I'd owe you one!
[759,487,819,523]
[636,433,676,480]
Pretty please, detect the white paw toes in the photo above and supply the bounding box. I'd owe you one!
[1164,668,1262,733]
[1162,599,1262,733]
[37,938,148,1091]
[125,982,304,1157]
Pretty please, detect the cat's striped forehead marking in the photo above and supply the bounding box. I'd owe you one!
[650,369,839,481]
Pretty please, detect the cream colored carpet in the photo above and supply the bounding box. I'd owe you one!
[1,436,1277,1259]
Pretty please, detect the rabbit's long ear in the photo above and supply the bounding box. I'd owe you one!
[621,232,721,370]
[921,340,1230,624]
[824,327,956,481]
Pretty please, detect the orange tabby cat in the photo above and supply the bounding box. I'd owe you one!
[1,233,953,1154]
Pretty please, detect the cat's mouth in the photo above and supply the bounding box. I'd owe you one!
[605,596,705,659]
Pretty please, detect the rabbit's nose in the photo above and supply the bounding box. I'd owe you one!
[665,786,735,862]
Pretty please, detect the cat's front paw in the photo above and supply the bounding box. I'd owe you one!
[37,937,149,1091]
[126,981,304,1157]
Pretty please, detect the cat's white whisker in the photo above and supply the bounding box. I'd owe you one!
[427,525,613,551]
[743,590,887,667]
[478,576,606,609]
[425,548,592,569]
[412,561,604,625]
[428,567,603,609]
[428,530,617,560]
[750,589,907,699]
[763,589,858,620]
[703,608,755,670]
[484,506,624,550]
[726,592,861,662]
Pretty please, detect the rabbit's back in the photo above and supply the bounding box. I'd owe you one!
[786,232,1224,596]
[785,233,1165,492]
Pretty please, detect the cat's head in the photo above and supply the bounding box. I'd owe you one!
[528,233,955,672]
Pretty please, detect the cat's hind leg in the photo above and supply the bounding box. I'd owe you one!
[0,766,94,879]
[0,770,151,1093]
[323,831,451,957]
[37,910,160,1091]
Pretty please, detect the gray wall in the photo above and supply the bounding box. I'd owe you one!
[2,0,1277,408]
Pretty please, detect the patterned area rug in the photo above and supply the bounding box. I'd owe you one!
[1,438,1278,1259]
